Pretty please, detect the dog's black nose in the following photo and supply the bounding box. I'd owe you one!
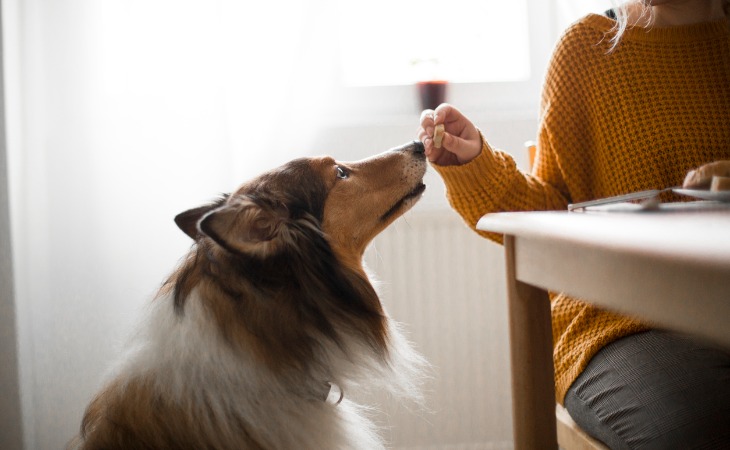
[412,140,425,154]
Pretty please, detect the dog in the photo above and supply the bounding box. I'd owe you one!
[70,141,428,450]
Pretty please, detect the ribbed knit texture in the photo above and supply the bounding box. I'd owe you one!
[433,14,730,403]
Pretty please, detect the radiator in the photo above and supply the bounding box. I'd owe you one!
[362,209,514,450]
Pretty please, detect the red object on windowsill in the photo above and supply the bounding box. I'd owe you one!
[416,80,448,111]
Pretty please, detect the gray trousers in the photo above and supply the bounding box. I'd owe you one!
[564,330,730,450]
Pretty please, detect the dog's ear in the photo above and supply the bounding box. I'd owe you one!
[198,198,290,256]
[174,196,228,240]
[175,205,216,240]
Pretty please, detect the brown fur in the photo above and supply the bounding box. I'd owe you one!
[79,377,266,449]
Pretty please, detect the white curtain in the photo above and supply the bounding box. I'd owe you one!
[4,1,338,448]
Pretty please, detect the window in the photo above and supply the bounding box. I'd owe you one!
[336,0,531,86]
[325,0,555,121]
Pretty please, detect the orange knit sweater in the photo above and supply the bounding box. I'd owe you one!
[432,14,730,403]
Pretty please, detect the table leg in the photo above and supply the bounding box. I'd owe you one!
[504,235,558,450]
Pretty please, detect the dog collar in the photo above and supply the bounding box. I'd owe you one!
[323,382,344,405]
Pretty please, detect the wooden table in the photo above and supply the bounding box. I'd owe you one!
[476,202,730,450]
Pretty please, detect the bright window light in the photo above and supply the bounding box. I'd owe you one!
[336,0,531,86]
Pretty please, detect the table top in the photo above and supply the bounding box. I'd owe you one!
[477,202,730,269]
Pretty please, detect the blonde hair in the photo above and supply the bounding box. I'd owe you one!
[609,0,730,49]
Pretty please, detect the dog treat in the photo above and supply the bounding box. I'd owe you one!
[433,124,445,149]
[682,160,730,189]
[710,176,730,192]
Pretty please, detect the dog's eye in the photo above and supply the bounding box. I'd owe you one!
[335,166,349,179]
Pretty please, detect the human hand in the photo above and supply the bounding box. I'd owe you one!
[682,160,730,189]
[417,103,482,166]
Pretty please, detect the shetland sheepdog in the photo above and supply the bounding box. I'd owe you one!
[70,141,428,450]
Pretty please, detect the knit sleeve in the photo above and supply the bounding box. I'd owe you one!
[431,133,569,244]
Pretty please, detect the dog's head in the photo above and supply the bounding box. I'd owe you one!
[169,141,426,374]
[175,141,426,264]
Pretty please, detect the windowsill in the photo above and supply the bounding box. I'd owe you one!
[320,108,537,130]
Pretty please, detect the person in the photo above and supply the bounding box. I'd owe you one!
[418,1,730,448]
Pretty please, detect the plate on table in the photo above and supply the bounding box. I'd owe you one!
[672,188,730,202]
